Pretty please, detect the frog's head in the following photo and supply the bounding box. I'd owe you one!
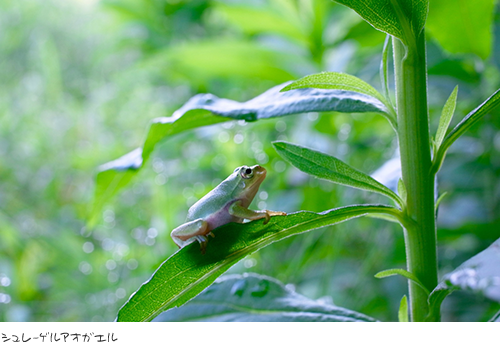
[233,165,267,206]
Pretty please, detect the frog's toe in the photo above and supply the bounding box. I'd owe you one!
[263,212,271,224]
[195,235,208,254]
[208,231,215,238]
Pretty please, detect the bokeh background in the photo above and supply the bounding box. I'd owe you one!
[1,0,499,322]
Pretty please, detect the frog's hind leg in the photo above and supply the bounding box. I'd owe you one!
[171,219,210,253]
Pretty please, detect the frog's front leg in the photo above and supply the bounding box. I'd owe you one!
[229,200,287,224]
[171,219,212,253]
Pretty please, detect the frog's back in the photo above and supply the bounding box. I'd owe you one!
[186,173,239,221]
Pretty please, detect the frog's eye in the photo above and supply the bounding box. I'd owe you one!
[234,167,240,173]
[240,167,254,179]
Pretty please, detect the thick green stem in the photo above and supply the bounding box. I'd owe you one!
[393,32,439,322]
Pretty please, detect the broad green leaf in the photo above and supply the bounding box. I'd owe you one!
[273,141,404,207]
[332,0,428,43]
[375,268,429,296]
[398,295,409,322]
[92,83,390,224]
[434,86,458,150]
[116,204,398,321]
[89,112,229,226]
[426,0,495,59]
[281,71,396,124]
[426,237,500,321]
[432,87,500,174]
[154,273,377,322]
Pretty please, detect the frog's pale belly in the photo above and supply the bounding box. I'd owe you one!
[204,199,243,231]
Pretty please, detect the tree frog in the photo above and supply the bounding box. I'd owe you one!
[171,165,286,253]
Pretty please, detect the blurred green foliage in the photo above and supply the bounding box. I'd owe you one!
[0,0,499,322]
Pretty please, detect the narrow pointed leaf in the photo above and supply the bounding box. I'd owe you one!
[116,204,397,322]
[434,86,458,149]
[398,295,409,322]
[92,83,389,224]
[281,71,396,123]
[380,35,393,107]
[432,87,500,174]
[426,237,500,321]
[332,0,428,43]
[282,72,385,104]
[273,141,403,207]
[435,192,447,212]
[375,268,429,295]
[154,273,377,322]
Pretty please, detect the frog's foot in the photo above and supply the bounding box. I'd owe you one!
[194,235,209,254]
[263,210,287,224]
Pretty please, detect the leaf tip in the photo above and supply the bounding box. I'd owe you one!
[271,140,287,150]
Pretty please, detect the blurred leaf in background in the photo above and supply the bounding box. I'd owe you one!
[0,0,499,322]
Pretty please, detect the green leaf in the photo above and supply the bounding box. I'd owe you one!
[426,0,495,59]
[273,141,404,208]
[89,112,230,226]
[281,71,396,125]
[398,295,409,322]
[435,191,447,212]
[375,268,430,296]
[153,273,378,322]
[434,86,458,150]
[92,83,390,224]
[426,286,453,322]
[432,87,500,174]
[366,213,401,224]
[332,0,428,43]
[426,237,500,321]
[116,204,398,321]
[380,35,393,107]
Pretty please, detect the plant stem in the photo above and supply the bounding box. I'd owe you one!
[393,31,439,322]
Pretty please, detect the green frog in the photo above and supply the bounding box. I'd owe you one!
[171,165,286,253]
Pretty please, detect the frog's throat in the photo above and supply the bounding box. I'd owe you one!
[238,173,266,207]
